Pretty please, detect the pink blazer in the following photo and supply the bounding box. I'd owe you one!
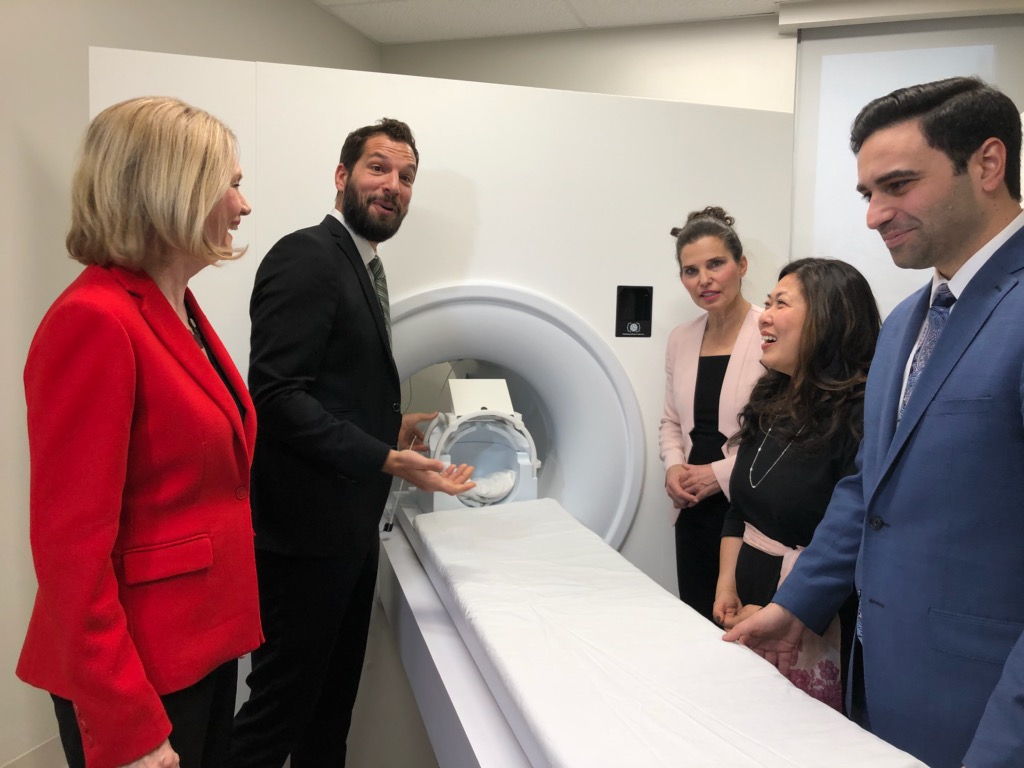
[17,265,262,768]
[659,305,764,524]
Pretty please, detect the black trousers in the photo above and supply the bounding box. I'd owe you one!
[52,659,238,768]
[674,491,729,623]
[231,543,379,768]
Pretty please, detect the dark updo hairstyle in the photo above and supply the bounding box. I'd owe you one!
[732,258,881,452]
[671,206,744,272]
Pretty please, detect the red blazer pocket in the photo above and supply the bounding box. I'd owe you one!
[121,535,214,585]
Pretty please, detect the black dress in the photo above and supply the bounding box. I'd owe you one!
[674,355,730,623]
[725,416,861,700]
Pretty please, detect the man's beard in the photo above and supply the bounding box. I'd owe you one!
[342,184,406,243]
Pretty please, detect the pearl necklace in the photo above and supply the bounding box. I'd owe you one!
[748,421,803,489]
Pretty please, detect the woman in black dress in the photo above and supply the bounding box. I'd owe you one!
[713,258,880,709]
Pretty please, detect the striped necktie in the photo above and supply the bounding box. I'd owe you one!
[899,282,956,419]
[368,255,391,346]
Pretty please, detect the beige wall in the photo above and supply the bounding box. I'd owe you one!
[381,15,798,113]
[0,2,377,765]
[381,16,799,591]
[8,3,1010,765]
[1,5,799,766]
[1,6,799,765]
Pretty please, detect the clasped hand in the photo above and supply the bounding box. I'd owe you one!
[665,463,721,509]
[712,587,762,630]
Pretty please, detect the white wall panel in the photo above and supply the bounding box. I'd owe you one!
[91,47,794,592]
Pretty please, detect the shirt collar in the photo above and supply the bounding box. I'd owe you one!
[329,208,377,268]
[930,210,1024,301]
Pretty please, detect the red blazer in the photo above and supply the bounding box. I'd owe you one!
[17,265,262,768]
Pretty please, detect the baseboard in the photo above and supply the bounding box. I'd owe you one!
[2,737,66,768]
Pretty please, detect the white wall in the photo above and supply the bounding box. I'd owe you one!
[379,10,1024,594]
[3,8,801,766]
[0,3,377,765]
[92,47,794,592]
[381,15,798,113]
[380,16,800,595]
[10,3,1015,767]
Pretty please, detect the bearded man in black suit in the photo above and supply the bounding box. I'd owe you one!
[232,118,474,768]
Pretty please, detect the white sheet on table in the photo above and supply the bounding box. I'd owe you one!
[412,498,924,768]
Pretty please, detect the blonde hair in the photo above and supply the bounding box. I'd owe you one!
[66,96,245,268]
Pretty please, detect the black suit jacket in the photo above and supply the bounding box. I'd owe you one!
[249,215,402,557]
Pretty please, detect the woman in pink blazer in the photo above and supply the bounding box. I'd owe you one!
[17,97,261,768]
[659,207,764,623]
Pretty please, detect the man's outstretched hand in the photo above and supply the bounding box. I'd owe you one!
[383,449,475,496]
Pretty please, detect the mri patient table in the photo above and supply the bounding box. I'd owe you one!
[378,498,925,768]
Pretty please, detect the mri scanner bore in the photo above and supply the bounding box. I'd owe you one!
[389,284,644,548]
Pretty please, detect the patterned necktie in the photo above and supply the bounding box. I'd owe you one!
[368,255,392,346]
[899,282,956,419]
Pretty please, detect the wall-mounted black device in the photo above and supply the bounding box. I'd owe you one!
[615,286,652,337]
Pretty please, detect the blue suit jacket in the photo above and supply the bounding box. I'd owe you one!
[775,225,1024,768]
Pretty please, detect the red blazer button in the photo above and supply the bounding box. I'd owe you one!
[235,486,248,500]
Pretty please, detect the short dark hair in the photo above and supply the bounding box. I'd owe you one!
[670,206,744,272]
[339,117,418,171]
[850,76,1021,201]
[733,258,880,451]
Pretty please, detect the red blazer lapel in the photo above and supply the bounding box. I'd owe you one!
[186,290,256,460]
[110,267,253,458]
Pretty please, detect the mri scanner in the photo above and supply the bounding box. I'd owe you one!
[390,284,644,545]
[378,286,923,768]
[89,49,924,767]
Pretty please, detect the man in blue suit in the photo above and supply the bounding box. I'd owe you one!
[725,77,1024,768]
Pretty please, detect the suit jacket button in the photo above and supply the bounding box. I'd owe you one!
[392,403,401,413]
[235,486,248,500]
[868,516,884,531]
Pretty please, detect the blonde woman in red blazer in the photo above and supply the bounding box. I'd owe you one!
[16,97,261,768]
[659,207,764,623]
